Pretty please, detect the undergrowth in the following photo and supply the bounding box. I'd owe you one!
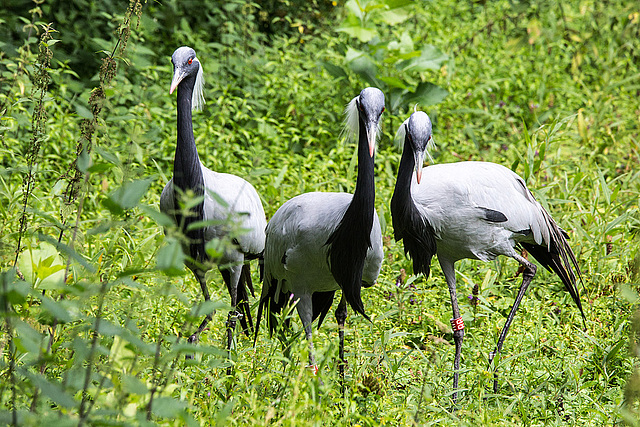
[0,0,639,425]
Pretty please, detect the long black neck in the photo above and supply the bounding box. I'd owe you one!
[390,137,436,278]
[173,73,206,264]
[326,117,376,318]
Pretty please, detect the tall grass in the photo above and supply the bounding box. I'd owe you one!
[0,0,639,425]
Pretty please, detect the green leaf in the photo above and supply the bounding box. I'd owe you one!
[378,76,408,90]
[399,45,448,72]
[77,149,92,173]
[75,103,93,119]
[156,238,186,276]
[318,61,349,80]
[139,205,175,228]
[122,374,148,395]
[336,25,377,43]
[20,369,76,408]
[40,294,74,324]
[345,48,380,86]
[17,242,65,290]
[13,319,45,354]
[105,177,155,213]
[151,397,188,419]
[404,82,449,107]
[38,234,96,274]
[109,335,137,373]
[387,31,414,54]
[378,8,410,25]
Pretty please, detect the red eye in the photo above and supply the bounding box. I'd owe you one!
[188,58,193,65]
[382,106,385,112]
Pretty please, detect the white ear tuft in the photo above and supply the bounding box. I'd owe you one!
[341,96,359,143]
[425,135,436,163]
[192,59,205,111]
[394,117,410,148]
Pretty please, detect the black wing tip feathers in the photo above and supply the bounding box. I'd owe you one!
[521,239,586,324]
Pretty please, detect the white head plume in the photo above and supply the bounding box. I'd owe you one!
[192,59,205,112]
[342,95,360,143]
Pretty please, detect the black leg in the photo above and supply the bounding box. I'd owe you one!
[487,255,536,393]
[439,258,464,404]
[186,271,214,358]
[221,266,242,376]
[335,295,348,393]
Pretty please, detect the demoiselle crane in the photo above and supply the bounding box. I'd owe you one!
[255,87,385,381]
[159,47,267,361]
[390,111,585,402]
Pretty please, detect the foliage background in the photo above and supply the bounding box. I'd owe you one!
[1,0,639,425]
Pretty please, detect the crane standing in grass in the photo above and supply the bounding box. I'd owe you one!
[390,111,585,402]
[160,46,267,360]
[256,88,385,381]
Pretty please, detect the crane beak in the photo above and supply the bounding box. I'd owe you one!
[170,69,185,94]
[414,150,425,184]
[366,122,378,158]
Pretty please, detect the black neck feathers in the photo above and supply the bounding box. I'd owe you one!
[173,73,207,263]
[390,137,436,278]
[326,116,376,318]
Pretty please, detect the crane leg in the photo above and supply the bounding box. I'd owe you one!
[335,295,348,393]
[222,266,243,376]
[488,254,536,393]
[187,272,213,346]
[295,294,318,370]
[439,259,464,404]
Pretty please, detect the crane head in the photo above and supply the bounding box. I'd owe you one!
[170,46,205,111]
[396,111,434,184]
[344,87,385,157]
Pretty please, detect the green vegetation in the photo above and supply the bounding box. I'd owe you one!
[1,0,639,424]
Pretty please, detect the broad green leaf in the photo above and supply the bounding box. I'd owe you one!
[405,82,449,107]
[0,270,29,306]
[40,294,74,324]
[399,45,448,72]
[139,205,175,228]
[387,31,414,54]
[75,103,93,119]
[345,48,379,86]
[344,0,364,21]
[38,234,96,274]
[151,397,188,419]
[318,61,349,80]
[156,238,186,276]
[336,25,377,43]
[378,76,408,90]
[105,177,155,213]
[77,149,92,173]
[122,374,148,395]
[96,318,125,336]
[110,335,137,373]
[17,241,65,290]
[189,299,228,320]
[13,319,45,354]
[20,369,76,409]
[379,7,410,25]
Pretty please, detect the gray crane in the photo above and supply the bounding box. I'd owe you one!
[390,111,585,402]
[159,46,267,362]
[255,88,385,382]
